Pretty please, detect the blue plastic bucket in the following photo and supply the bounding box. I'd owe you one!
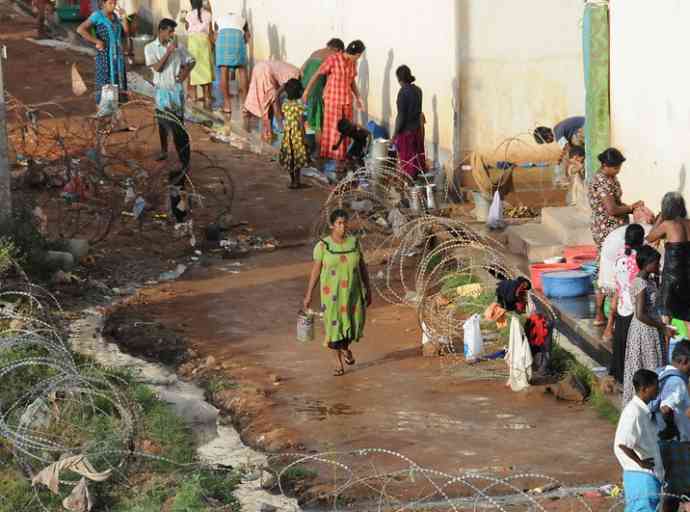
[542,270,593,298]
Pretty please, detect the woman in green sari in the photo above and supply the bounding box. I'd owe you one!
[304,209,372,376]
[301,38,344,136]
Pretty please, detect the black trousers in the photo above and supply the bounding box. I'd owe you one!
[156,109,190,169]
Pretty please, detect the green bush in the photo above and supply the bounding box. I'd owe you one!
[0,202,48,279]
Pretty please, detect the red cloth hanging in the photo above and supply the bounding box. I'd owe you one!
[524,313,549,347]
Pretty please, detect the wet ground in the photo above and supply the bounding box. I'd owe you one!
[134,245,619,484]
[2,2,621,495]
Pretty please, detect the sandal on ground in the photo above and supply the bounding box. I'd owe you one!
[344,351,355,365]
[333,368,345,376]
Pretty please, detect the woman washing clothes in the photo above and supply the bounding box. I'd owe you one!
[609,224,646,385]
[588,148,645,329]
[303,209,372,376]
[243,60,301,143]
[303,40,366,170]
[77,0,129,106]
[646,191,690,332]
[301,39,345,144]
[622,246,675,405]
[184,0,214,109]
[392,65,426,179]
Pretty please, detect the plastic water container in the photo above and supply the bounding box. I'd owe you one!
[542,270,594,298]
[472,191,490,222]
[564,245,598,264]
[529,262,582,291]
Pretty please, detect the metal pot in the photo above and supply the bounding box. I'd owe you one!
[133,35,153,65]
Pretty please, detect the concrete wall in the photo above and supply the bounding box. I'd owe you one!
[200,0,458,168]
[457,0,585,157]
[148,0,584,167]
[609,0,689,212]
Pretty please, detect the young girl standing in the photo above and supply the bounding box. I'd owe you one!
[622,246,675,404]
[184,0,214,109]
[279,79,309,189]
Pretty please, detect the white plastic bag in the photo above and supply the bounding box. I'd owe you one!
[97,84,119,118]
[487,190,505,229]
[462,314,483,361]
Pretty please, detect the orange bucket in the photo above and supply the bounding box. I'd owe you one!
[564,245,598,264]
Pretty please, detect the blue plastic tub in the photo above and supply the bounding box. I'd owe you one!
[542,270,594,298]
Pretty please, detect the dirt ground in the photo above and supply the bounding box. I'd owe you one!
[1,1,620,500]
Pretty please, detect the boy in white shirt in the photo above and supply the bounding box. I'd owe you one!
[614,369,663,512]
[145,18,197,238]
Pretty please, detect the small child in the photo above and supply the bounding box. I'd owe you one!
[279,78,309,189]
[332,118,371,171]
[614,368,663,512]
[567,145,586,207]
[623,246,675,404]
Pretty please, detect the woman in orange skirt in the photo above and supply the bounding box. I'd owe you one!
[303,40,365,165]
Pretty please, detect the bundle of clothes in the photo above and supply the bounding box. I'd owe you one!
[485,276,554,391]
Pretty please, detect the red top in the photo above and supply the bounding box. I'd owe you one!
[319,53,357,107]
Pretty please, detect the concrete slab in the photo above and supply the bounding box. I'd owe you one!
[505,223,563,263]
[541,207,594,246]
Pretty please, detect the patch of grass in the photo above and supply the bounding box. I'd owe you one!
[143,398,195,468]
[0,201,49,280]
[133,383,158,412]
[0,467,63,511]
[197,468,242,507]
[280,464,318,483]
[439,271,480,297]
[551,343,620,425]
[169,470,241,512]
[0,238,18,276]
[171,474,206,512]
[458,290,496,317]
[205,375,239,396]
[111,478,172,512]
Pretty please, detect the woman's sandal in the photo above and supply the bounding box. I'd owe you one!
[333,368,345,376]
[344,351,355,365]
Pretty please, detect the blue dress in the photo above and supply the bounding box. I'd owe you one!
[90,11,128,103]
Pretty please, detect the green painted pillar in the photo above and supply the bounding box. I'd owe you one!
[583,2,611,181]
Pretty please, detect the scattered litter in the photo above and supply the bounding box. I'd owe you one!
[528,483,561,495]
[220,235,279,256]
[71,63,87,97]
[132,197,146,219]
[158,264,187,282]
[351,199,374,212]
[505,205,539,219]
[301,167,328,184]
[598,484,621,497]
[375,216,389,228]
[456,283,482,298]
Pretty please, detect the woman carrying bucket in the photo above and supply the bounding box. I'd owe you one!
[303,209,372,376]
